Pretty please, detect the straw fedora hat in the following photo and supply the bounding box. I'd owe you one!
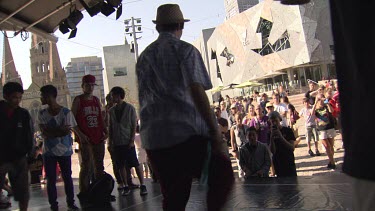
[152,4,190,24]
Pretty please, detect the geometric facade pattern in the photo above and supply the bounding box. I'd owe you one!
[195,0,333,88]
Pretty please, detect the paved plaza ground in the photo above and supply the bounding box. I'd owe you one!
[69,130,345,180]
[1,131,349,211]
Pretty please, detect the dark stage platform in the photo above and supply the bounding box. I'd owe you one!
[2,175,353,211]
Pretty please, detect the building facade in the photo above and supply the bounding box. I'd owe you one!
[225,0,262,20]
[102,39,138,108]
[22,34,70,127]
[0,34,23,100]
[196,0,334,97]
[65,56,105,105]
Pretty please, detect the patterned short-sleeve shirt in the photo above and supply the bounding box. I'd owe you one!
[136,32,213,150]
[38,107,77,156]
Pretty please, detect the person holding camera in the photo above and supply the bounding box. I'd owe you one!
[268,111,297,177]
[312,94,337,169]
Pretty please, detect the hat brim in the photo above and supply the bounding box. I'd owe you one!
[307,79,318,85]
[83,82,98,86]
[152,19,190,24]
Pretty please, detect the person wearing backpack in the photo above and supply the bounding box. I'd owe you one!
[38,85,79,211]
[108,86,148,196]
[71,75,108,198]
[282,96,302,148]
[0,82,34,211]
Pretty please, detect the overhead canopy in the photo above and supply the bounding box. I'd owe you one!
[234,81,264,88]
[207,86,223,94]
[0,0,95,42]
[221,83,239,91]
[252,71,285,81]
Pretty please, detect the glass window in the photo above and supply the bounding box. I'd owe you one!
[113,67,127,76]
[253,19,291,56]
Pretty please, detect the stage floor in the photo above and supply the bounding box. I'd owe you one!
[3,174,353,211]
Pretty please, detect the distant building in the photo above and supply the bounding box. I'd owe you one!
[225,0,261,20]
[0,34,23,100]
[102,39,138,108]
[196,0,335,97]
[65,56,105,105]
[22,34,70,128]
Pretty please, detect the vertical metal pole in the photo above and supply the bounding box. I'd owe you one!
[131,17,139,61]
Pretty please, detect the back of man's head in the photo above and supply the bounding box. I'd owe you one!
[110,86,125,99]
[40,85,58,98]
[3,82,24,98]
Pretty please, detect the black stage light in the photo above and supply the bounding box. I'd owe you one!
[58,8,83,38]
[78,0,101,17]
[59,21,70,34]
[68,29,77,39]
[101,2,115,16]
[66,10,84,29]
[116,3,122,20]
[107,0,122,7]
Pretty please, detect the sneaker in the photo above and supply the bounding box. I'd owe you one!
[51,205,59,211]
[0,202,11,209]
[327,163,336,169]
[128,183,140,189]
[308,149,315,157]
[68,204,79,211]
[140,185,148,196]
[315,150,321,156]
[122,186,130,196]
[0,193,11,209]
[117,184,124,191]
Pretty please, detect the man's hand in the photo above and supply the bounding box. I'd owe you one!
[79,134,89,144]
[107,144,112,152]
[231,151,239,159]
[270,127,282,139]
[102,132,109,141]
[61,125,71,134]
[210,130,225,155]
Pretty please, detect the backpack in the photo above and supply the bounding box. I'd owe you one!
[289,104,300,125]
[86,172,115,205]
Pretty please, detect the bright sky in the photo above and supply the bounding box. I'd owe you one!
[0,0,225,89]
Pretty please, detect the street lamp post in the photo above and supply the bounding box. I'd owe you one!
[124,17,142,61]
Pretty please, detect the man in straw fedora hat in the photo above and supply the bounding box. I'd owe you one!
[136,3,234,211]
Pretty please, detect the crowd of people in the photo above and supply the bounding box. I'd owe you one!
[213,79,341,179]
